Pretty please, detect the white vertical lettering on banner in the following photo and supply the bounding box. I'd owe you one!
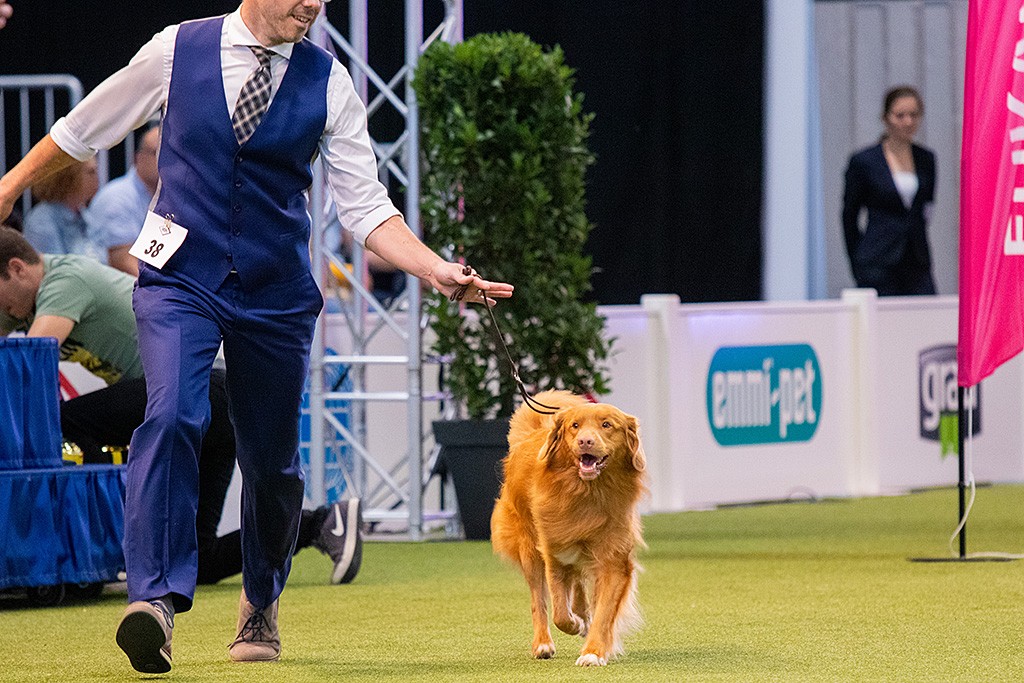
[1003,8,1024,255]
[1006,21,1024,256]
[1003,7,1024,253]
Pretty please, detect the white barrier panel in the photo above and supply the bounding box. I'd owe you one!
[628,297,861,511]
[678,301,860,510]
[602,293,1024,513]
[603,298,861,511]
[873,297,1024,492]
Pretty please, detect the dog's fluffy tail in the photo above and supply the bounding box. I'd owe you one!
[506,390,584,447]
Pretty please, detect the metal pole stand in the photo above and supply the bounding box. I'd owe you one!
[909,386,1015,563]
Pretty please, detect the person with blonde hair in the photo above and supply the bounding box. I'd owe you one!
[23,158,105,263]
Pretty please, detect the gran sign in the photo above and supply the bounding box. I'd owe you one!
[919,344,980,444]
[706,344,822,446]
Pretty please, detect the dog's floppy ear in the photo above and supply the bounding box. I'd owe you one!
[626,415,646,471]
[539,413,565,463]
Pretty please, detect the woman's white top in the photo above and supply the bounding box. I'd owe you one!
[891,170,919,209]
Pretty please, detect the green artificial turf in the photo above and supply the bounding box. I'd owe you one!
[4,485,1024,681]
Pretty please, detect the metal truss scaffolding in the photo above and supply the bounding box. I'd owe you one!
[307,0,463,540]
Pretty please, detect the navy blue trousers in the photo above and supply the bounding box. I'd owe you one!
[126,266,321,612]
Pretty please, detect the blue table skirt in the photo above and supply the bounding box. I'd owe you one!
[0,465,125,589]
[0,337,63,471]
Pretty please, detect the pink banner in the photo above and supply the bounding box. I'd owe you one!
[959,1,1024,386]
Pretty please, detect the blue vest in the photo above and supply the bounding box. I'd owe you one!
[150,16,332,291]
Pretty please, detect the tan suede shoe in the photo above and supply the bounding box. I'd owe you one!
[116,600,174,674]
[228,589,280,663]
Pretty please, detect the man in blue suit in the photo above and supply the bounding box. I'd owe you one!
[0,0,513,673]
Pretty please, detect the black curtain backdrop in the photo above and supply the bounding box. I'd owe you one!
[466,3,765,303]
[0,1,764,303]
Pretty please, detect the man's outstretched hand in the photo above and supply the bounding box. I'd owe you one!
[433,263,513,307]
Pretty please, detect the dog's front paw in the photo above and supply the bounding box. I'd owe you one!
[575,653,608,667]
[533,642,555,659]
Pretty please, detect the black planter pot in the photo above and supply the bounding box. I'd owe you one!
[432,417,510,541]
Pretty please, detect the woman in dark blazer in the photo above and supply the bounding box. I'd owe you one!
[842,86,937,295]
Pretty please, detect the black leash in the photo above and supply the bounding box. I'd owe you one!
[449,266,560,415]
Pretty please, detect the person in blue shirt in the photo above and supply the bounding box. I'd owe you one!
[87,122,161,276]
[23,158,105,264]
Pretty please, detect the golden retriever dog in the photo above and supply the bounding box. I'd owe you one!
[491,390,646,667]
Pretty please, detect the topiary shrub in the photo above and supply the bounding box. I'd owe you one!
[414,32,611,419]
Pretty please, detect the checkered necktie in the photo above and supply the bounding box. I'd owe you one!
[232,46,274,145]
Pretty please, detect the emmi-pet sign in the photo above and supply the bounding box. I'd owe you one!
[706,344,822,446]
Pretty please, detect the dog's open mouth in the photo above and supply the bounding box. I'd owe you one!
[578,453,608,480]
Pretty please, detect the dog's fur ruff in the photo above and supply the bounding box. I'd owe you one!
[490,390,646,666]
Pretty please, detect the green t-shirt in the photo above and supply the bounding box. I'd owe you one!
[1,254,142,385]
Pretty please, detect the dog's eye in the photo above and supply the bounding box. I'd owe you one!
[602,421,611,429]
[571,421,579,429]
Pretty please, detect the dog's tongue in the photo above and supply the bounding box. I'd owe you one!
[580,454,598,470]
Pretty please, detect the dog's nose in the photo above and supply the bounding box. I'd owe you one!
[578,435,594,448]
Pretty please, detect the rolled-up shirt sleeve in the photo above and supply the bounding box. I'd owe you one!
[50,30,171,161]
[319,61,402,247]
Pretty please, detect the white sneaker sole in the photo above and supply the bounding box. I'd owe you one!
[331,498,362,584]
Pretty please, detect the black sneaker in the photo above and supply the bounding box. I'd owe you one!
[314,498,364,584]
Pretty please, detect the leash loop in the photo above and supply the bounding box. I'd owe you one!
[450,265,560,415]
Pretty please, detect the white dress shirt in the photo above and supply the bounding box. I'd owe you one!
[49,9,399,247]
